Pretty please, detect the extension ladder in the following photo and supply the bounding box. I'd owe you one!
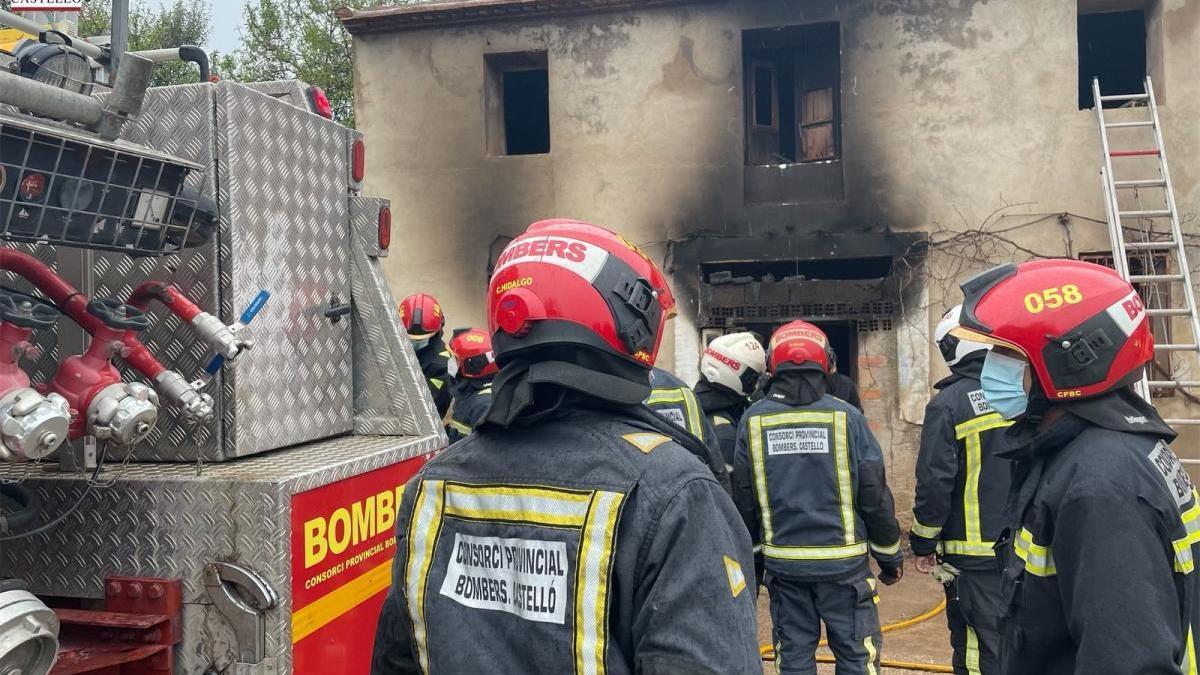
[1094,76,1200,429]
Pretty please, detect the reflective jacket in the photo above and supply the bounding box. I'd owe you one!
[646,367,729,492]
[692,379,750,469]
[417,335,452,418]
[445,379,493,443]
[911,358,1014,570]
[733,393,903,581]
[997,393,1198,675]
[371,406,762,675]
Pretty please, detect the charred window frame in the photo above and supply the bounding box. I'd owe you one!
[1077,0,1164,109]
[743,23,840,166]
[485,51,550,156]
[1080,250,1174,396]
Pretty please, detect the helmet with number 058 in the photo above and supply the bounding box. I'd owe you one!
[448,327,499,379]
[952,259,1153,401]
[487,219,676,367]
[398,292,444,339]
[768,320,830,374]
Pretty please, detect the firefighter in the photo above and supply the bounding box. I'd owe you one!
[950,259,1198,675]
[444,327,497,443]
[693,331,767,469]
[398,292,452,417]
[826,345,863,411]
[371,219,762,675]
[646,365,730,491]
[910,304,1013,675]
[734,320,903,675]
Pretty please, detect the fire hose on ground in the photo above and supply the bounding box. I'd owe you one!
[760,597,954,673]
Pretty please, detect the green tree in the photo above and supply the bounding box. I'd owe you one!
[78,0,212,87]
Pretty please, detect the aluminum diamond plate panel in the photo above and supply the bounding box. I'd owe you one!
[350,199,444,439]
[216,82,353,457]
[0,433,441,674]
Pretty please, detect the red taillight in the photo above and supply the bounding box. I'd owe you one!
[18,173,45,201]
[378,206,391,250]
[352,140,365,183]
[308,85,333,119]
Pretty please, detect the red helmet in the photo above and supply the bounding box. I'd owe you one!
[487,219,676,366]
[398,292,444,339]
[954,259,1152,401]
[768,320,830,373]
[448,327,499,379]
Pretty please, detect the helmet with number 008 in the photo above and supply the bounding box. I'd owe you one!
[487,219,676,366]
[768,320,830,374]
[953,259,1153,401]
[398,292,445,339]
[448,327,499,379]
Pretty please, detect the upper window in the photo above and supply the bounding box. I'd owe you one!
[742,23,840,166]
[485,51,550,156]
[1078,5,1156,109]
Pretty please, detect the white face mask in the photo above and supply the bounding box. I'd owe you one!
[446,357,459,379]
[410,336,430,351]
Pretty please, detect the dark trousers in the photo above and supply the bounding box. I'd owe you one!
[768,573,882,675]
[945,568,1002,675]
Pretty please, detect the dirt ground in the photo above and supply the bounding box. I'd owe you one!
[756,569,955,674]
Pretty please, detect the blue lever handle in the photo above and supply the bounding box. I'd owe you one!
[204,290,271,376]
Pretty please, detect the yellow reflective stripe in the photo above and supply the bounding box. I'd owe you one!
[1014,527,1056,577]
[429,377,445,390]
[758,410,836,427]
[964,433,983,545]
[911,517,942,540]
[646,388,705,440]
[442,483,592,528]
[713,415,733,427]
[965,625,981,675]
[749,415,774,543]
[865,635,879,675]
[870,539,901,557]
[405,479,446,672]
[439,349,451,357]
[834,411,854,545]
[941,540,996,557]
[763,541,868,560]
[1181,490,1200,546]
[954,412,1014,440]
[575,490,624,675]
[1175,537,1195,574]
[447,418,471,435]
[479,386,492,395]
[866,577,879,604]
[1184,626,1197,675]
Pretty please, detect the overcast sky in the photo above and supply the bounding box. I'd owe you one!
[148,0,247,55]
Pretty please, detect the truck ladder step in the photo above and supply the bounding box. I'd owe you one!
[1146,308,1192,317]
[1114,179,1166,188]
[1119,209,1172,218]
[1110,149,1161,157]
[1155,343,1199,351]
[1105,120,1154,129]
[1125,240,1177,250]
[1148,381,1200,388]
[1129,274,1184,283]
[1100,93,1149,102]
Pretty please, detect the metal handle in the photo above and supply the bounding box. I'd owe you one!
[324,294,352,323]
[204,290,270,376]
[204,562,277,665]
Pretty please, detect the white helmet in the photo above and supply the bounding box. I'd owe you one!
[700,332,767,395]
[935,304,992,366]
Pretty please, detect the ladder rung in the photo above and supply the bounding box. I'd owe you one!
[1113,179,1167,188]
[1155,343,1198,351]
[1125,240,1177,250]
[1119,209,1172,218]
[1110,149,1161,157]
[1148,381,1200,388]
[1100,93,1149,102]
[1105,120,1154,129]
[1147,308,1192,317]
[1129,274,1184,282]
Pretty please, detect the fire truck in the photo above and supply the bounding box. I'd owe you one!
[0,12,444,675]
